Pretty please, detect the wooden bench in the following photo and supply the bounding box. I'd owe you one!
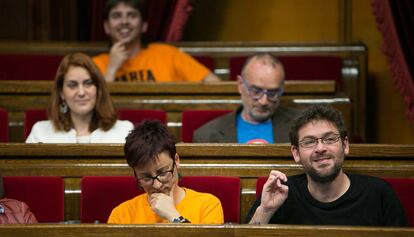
[0,80,355,142]
[0,143,413,222]
[0,224,412,237]
[0,41,367,141]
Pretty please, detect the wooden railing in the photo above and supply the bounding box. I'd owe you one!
[0,224,412,237]
[0,143,413,222]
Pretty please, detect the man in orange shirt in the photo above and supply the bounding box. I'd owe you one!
[93,0,221,83]
[108,120,223,224]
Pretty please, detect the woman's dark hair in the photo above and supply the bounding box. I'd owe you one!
[124,120,176,168]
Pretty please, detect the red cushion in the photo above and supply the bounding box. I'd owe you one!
[3,176,64,223]
[229,55,342,83]
[24,109,47,139]
[0,108,8,142]
[255,176,268,199]
[118,109,167,127]
[181,110,232,142]
[81,176,240,223]
[180,176,240,223]
[0,54,62,80]
[384,178,414,226]
[81,176,142,223]
[257,176,414,226]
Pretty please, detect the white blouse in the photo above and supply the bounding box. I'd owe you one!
[25,120,134,143]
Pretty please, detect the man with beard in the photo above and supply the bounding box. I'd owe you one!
[93,0,221,83]
[108,120,223,224]
[193,53,297,144]
[246,105,409,226]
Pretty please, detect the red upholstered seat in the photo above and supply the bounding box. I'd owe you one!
[384,178,414,226]
[0,54,63,80]
[80,176,142,223]
[255,176,268,199]
[0,108,8,142]
[180,176,240,223]
[118,109,167,126]
[193,56,215,71]
[181,110,232,142]
[81,176,240,223]
[229,55,343,84]
[3,176,64,223]
[256,176,414,226]
[24,109,47,139]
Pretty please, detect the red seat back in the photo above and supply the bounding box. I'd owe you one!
[0,54,62,80]
[24,109,47,139]
[180,176,240,223]
[255,176,268,199]
[0,108,8,142]
[81,176,240,223]
[3,176,64,223]
[118,109,167,127]
[229,55,342,83]
[193,56,215,71]
[80,176,142,223]
[181,110,232,142]
[384,178,414,226]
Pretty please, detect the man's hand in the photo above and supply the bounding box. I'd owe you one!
[105,39,129,82]
[249,170,288,224]
[149,190,180,222]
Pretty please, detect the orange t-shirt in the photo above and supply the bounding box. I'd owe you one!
[93,43,210,82]
[107,188,224,224]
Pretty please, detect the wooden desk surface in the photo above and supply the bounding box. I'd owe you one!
[0,224,412,237]
[0,80,335,94]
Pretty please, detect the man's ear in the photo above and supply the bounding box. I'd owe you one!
[174,153,180,168]
[342,136,350,155]
[104,21,110,35]
[141,22,148,33]
[237,75,244,95]
[291,145,301,163]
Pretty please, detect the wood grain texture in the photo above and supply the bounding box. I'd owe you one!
[0,224,412,237]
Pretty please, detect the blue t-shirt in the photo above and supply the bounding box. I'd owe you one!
[236,112,274,144]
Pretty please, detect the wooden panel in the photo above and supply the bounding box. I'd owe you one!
[0,224,412,237]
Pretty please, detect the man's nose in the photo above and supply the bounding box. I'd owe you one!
[257,93,269,105]
[152,178,163,189]
[314,139,327,152]
[121,14,128,24]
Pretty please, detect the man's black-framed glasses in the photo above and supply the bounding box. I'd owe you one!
[241,76,283,102]
[134,162,176,186]
[298,133,342,148]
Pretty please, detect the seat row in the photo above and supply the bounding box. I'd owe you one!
[3,176,414,226]
[0,54,343,82]
[0,108,231,142]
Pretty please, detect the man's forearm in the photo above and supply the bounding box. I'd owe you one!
[248,206,276,224]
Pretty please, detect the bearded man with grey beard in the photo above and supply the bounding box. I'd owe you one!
[246,105,409,227]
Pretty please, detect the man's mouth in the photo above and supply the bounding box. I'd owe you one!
[118,28,131,37]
